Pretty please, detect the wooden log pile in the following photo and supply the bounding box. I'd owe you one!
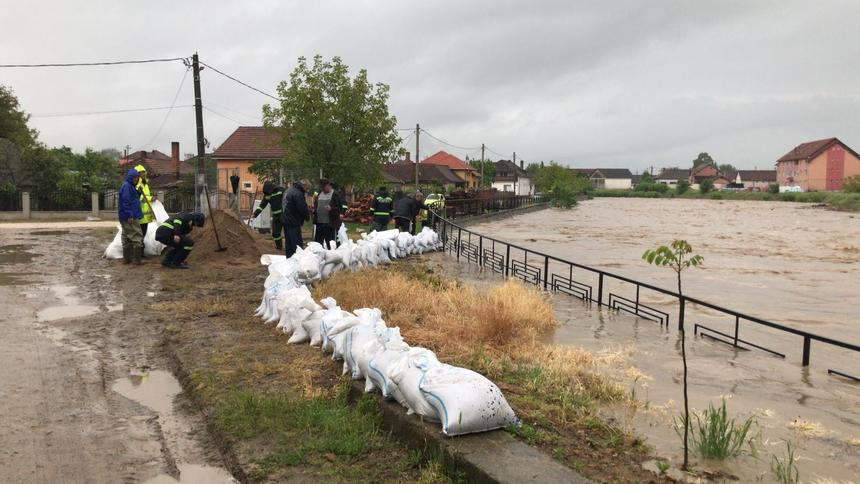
[342,193,374,224]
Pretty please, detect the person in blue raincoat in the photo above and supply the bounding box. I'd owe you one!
[118,168,144,264]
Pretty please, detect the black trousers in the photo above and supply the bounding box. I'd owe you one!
[155,228,193,265]
[285,225,304,258]
[314,223,335,249]
[140,223,149,237]
[271,216,285,247]
[394,217,411,233]
[372,216,390,232]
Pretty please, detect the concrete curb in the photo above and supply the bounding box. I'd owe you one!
[349,381,590,484]
[452,203,551,226]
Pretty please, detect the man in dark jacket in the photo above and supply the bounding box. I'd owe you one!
[251,181,285,250]
[393,192,429,234]
[370,186,393,232]
[282,179,310,257]
[312,179,342,249]
[155,211,205,269]
[118,168,144,264]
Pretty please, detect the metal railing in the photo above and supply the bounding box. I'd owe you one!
[442,195,546,219]
[0,190,21,211]
[30,189,91,211]
[427,211,860,380]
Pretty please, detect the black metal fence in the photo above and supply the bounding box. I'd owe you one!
[0,190,21,211]
[428,211,860,381]
[442,195,546,219]
[162,190,196,213]
[31,189,91,211]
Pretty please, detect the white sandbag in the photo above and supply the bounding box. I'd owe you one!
[345,323,385,380]
[304,315,324,346]
[368,348,410,399]
[391,366,440,421]
[259,254,287,266]
[337,224,349,246]
[419,365,518,436]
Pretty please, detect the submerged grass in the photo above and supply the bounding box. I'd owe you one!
[771,441,800,484]
[675,399,758,460]
[312,263,653,481]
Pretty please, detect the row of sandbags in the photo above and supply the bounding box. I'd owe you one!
[254,228,519,436]
[103,200,170,259]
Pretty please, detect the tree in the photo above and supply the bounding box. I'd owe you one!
[676,179,691,194]
[0,85,37,150]
[262,55,402,189]
[717,163,736,174]
[692,152,714,168]
[525,162,542,177]
[69,148,120,191]
[534,162,590,207]
[469,159,495,187]
[843,175,860,193]
[699,178,714,193]
[642,240,703,470]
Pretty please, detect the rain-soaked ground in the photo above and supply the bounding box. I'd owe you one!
[0,224,234,483]
[430,198,860,482]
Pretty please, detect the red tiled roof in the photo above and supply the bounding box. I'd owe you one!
[118,150,195,178]
[212,127,287,159]
[421,150,475,172]
[777,138,838,163]
[735,170,776,182]
[385,159,465,185]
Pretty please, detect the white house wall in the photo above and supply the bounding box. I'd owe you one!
[604,178,632,189]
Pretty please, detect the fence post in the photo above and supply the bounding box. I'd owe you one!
[802,336,811,367]
[505,244,511,277]
[456,227,462,261]
[733,316,740,347]
[478,236,483,267]
[678,296,686,332]
[91,192,99,217]
[597,273,604,305]
[543,257,549,290]
[22,192,30,219]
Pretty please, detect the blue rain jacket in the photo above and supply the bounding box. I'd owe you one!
[118,168,144,220]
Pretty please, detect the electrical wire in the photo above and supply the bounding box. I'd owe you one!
[140,67,191,150]
[484,145,509,159]
[419,128,481,151]
[199,61,279,100]
[0,57,186,68]
[203,106,246,125]
[31,105,194,118]
[205,100,262,122]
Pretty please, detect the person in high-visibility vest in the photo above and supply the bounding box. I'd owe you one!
[251,181,285,250]
[134,164,155,236]
[370,186,393,232]
[155,211,205,269]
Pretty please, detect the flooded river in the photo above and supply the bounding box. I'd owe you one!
[442,198,860,481]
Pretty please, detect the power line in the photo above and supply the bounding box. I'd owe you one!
[205,100,261,122]
[484,145,509,158]
[140,67,191,150]
[203,106,245,125]
[199,61,279,101]
[31,105,194,118]
[0,57,186,68]
[419,129,481,151]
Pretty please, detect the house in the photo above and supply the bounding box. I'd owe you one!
[734,170,777,190]
[589,168,633,190]
[384,154,465,190]
[212,127,287,195]
[492,159,533,195]
[421,151,480,188]
[776,137,860,191]
[688,164,720,189]
[118,142,196,188]
[654,168,690,187]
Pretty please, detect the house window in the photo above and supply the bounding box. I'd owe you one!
[243,181,252,190]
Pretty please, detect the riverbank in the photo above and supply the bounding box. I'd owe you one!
[591,188,860,211]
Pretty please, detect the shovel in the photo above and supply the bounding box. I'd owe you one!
[202,185,228,252]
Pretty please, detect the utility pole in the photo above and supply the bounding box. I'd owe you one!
[481,143,485,188]
[192,53,206,212]
[415,123,420,190]
[513,152,517,194]
[124,145,131,159]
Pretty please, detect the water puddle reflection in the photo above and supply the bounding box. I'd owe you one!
[143,464,236,484]
[36,284,122,321]
[0,244,38,264]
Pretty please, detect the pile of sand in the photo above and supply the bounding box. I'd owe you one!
[190,210,274,267]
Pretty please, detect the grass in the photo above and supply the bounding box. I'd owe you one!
[677,399,757,460]
[771,441,800,484]
[591,188,860,210]
[312,262,656,482]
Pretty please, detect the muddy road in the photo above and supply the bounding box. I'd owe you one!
[0,225,234,483]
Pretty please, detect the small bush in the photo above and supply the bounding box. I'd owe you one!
[710,192,723,200]
[780,192,797,202]
[699,179,714,193]
[768,183,780,194]
[675,399,757,460]
[675,180,690,194]
[844,174,860,193]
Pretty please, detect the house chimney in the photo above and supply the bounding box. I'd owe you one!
[172,141,180,179]
[520,160,524,169]
[404,151,411,162]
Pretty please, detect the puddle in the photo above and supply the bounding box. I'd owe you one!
[30,230,70,236]
[113,371,236,483]
[36,284,122,321]
[0,244,38,264]
[0,272,37,286]
[143,464,236,484]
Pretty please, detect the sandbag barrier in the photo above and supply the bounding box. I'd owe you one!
[104,200,170,259]
[253,227,519,436]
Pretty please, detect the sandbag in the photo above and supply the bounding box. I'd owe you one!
[368,348,410,399]
[420,365,518,436]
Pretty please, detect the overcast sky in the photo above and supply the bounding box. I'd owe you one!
[3,0,859,172]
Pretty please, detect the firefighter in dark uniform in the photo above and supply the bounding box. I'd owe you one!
[155,211,205,269]
[251,181,285,250]
[370,186,393,232]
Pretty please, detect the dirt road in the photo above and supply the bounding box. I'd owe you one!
[0,226,233,483]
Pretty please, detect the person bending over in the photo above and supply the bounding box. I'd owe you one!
[155,211,205,269]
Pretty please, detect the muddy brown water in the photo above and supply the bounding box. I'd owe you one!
[441,198,860,481]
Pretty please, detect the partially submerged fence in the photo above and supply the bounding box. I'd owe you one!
[428,212,860,382]
[441,194,546,219]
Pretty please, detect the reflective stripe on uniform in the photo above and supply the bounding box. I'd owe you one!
[272,235,283,241]
[271,209,282,214]
[373,212,390,216]
[160,222,174,229]
[183,246,193,251]
[271,191,283,197]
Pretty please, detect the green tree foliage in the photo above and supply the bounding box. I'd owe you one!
[262,55,401,189]
[525,162,542,177]
[642,240,703,471]
[0,85,37,149]
[693,152,715,168]
[768,182,780,194]
[533,162,590,208]
[676,179,691,194]
[469,159,495,187]
[699,178,715,193]
[717,163,736,174]
[843,174,860,193]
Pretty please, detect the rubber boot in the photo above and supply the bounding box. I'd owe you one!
[274,239,283,251]
[132,245,143,265]
[122,245,132,264]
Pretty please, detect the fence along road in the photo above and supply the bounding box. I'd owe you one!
[427,210,860,383]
